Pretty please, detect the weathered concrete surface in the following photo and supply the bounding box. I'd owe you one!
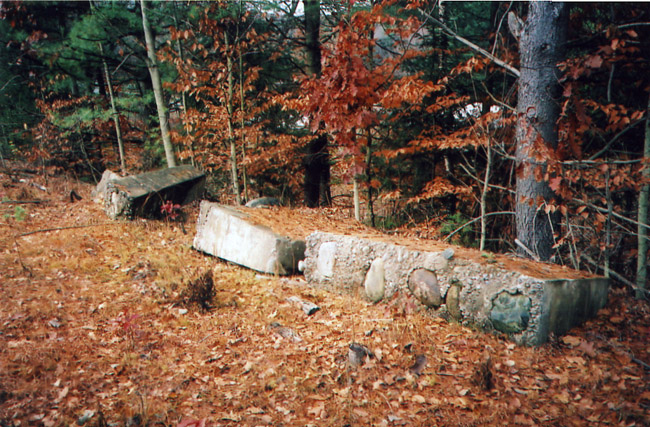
[304,231,609,346]
[105,165,205,219]
[193,201,305,275]
[92,169,121,203]
[245,197,281,208]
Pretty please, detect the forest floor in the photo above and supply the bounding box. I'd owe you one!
[0,162,649,427]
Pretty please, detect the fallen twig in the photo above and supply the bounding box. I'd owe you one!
[418,8,520,78]
[1,200,45,204]
[17,222,114,237]
[287,296,320,315]
[581,253,649,297]
[514,238,540,262]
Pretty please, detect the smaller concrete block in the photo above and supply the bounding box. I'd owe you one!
[105,165,205,219]
[316,242,337,279]
[193,202,305,275]
[408,268,442,307]
[490,292,532,334]
[364,257,385,303]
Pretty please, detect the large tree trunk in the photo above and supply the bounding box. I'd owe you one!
[141,0,176,168]
[515,1,568,261]
[636,93,650,299]
[304,0,331,207]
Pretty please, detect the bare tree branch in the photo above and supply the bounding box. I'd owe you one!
[418,8,520,78]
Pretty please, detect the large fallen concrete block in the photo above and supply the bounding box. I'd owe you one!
[105,165,205,220]
[193,201,305,275]
[304,231,609,346]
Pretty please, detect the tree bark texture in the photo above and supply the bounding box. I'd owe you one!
[304,0,332,207]
[515,1,568,261]
[225,31,241,205]
[141,0,177,168]
[636,93,650,299]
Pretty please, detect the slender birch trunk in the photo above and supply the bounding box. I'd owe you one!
[353,179,361,222]
[636,93,650,299]
[141,0,176,168]
[225,32,241,205]
[480,139,491,251]
[99,43,126,173]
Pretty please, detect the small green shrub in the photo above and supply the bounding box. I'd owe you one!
[438,212,475,247]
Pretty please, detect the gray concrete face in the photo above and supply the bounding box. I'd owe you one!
[92,169,121,204]
[105,165,205,220]
[193,202,305,275]
[304,232,609,346]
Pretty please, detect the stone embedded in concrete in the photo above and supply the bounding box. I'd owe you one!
[92,169,121,204]
[193,201,305,275]
[490,292,532,334]
[304,231,609,346]
[315,241,337,280]
[408,268,442,308]
[364,257,385,303]
[446,284,462,320]
[105,165,205,220]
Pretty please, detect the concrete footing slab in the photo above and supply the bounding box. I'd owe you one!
[193,201,305,275]
[105,165,205,220]
[303,232,609,346]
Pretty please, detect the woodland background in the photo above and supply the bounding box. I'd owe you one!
[1,0,649,292]
[1,2,650,426]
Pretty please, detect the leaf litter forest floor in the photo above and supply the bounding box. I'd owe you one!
[1,164,649,427]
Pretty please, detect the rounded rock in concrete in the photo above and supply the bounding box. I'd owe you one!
[364,257,385,303]
[446,284,462,320]
[489,291,532,334]
[432,256,449,271]
[317,242,337,278]
[408,268,442,307]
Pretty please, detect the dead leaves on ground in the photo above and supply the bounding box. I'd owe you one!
[0,171,649,426]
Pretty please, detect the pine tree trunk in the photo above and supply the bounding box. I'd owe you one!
[636,93,650,299]
[141,0,176,168]
[515,1,568,261]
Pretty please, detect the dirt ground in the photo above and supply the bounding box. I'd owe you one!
[0,163,649,426]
